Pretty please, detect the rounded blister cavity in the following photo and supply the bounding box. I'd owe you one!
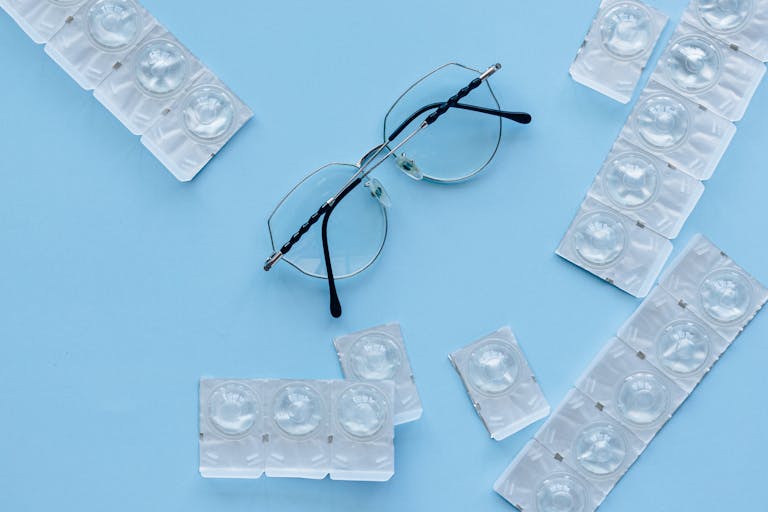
[573,423,627,476]
[86,0,140,51]
[466,340,520,396]
[348,333,403,381]
[134,40,189,97]
[572,211,626,267]
[273,383,324,437]
[536,474,588,512]
[599,2,654,59]
[657,320,711,374]
[664,35,722,93]
[616,372,670,426]
[207,382,260,437]
[182,85,235,142]
[634,94,690,150]
[337,384,388,439]
[698,268,753,324]
[696,0,754,33]
[603,152,660,209]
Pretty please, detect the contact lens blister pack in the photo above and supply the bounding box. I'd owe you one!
[44,0,159,90]
[493,439,606,512]
[93,25,204,135]
[683,0,768,62]
[652,22,766,122]
[141,70,253,181]
[0,0,86,44]
[534,388,646,495]
[334,323,422,425]
[619,80,737,180]
[587,138,705,239]
[556,196,673,297]
[575,337,688,444]
[570,0,668,103]
[658,234,768,342]
[449,327,550,441]
[199,378,395,481]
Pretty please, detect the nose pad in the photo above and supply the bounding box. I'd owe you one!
[365,178,392,208]
[395,153,424,180]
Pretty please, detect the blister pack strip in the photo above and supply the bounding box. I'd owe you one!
[499,235,765,510]
[450,327,550,441]
[200,378,395,481]
[334,323,423,425]
[570,0,668,103]
[0,0,86,44]
[682,0,768,62]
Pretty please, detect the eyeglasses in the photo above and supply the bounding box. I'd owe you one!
[263,62,531,317]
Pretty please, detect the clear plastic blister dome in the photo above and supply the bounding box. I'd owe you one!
[449,327,550,441]
[570,0,668,103]
[620,81,737,180]
[44,0,158,90]
[658,234,768,342]
[534,388,645,495]
[94,25,204,135]
[334,323,422,425]
[1,0,86,44]
[141,70,253,181]
[574,338,688,443]
[618,285,730,392]
[556,196,673,297]
[652,22,766,121]
[683,0,768,62]
[494,439,606,512]
[587,138,705,239]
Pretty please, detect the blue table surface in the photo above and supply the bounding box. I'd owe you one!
[1,1,766,510]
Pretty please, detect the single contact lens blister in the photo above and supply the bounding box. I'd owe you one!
[199,378,395,481]
[141,70,253,182]
[658,234,768,342]
[534,388,645,495]
[619,81,736,180]
[683,0,768,62]
[587,138,705,239]
[618,285,730,393]
[93,25,203,135]
[556,196,673,297]
[493,439,606,512]
[1,0,86,44]
[652,22,766,122]
[575,337,688,444]
[570,0,668,103]
[334,323,422,425]
[44,0,158,90]
[449,327,550,441]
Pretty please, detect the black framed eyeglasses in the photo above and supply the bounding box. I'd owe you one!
[263,62,531,317]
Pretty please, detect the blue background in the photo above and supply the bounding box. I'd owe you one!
[1,1,766,510]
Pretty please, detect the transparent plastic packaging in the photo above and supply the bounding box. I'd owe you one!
[449,326,550,441]
[141,70,253,182]
[575,337,688,444]
[587,138,705,239]
[570,0,668,103]
[334,323,422,425]
[494,439,606,512]
[93,25,204,135]
[619,80,736,180]
[44,0,159,90]
[1,0,86,44]
[682,0,768,62]
[534,388,645,495]
[652,22,766,122]
[658,234,768,342]
[618,285,730,393]
[556,196,673,297]
[199,378,395,481]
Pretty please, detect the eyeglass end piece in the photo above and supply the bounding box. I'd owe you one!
[264,251,283,271]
